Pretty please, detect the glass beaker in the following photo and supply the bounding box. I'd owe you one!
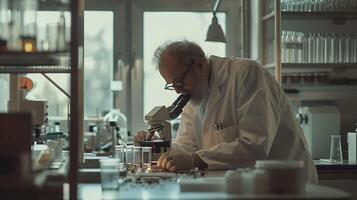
[46,23,59,51]
[142,147,152,172]
[330,135,343,163]
[132,146,142,171]
[100,158,120,190]
[20,0,37,52]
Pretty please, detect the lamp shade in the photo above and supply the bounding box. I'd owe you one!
[206,13,226,43]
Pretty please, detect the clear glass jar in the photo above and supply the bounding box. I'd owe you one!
[12,0,38,52]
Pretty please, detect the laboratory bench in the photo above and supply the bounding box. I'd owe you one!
[0,158,68,199]
[314,160,357,200]
[314,160,357,180]
[77,175,350,200]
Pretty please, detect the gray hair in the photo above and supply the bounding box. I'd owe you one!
[153,40,206,69]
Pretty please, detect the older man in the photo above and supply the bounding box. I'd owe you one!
[153,41,317,184]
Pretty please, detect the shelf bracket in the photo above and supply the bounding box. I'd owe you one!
[41,73,71,99]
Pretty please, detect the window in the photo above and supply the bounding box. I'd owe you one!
[143,12,226,115]
[84,11,114,117]
[25,11,114,118]
[27,11,71,117]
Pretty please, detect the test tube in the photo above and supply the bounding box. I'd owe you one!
[142,147,152,172]
[125,145,133,171]
[132,146,142,171]
[115,145,125,164]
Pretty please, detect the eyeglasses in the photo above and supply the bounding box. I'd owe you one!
[164,61,195,91]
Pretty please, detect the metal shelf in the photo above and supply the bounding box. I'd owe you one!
[283,84,357,100]
[282,11,357,19]
[0,51,70,67]
[265,63,357,69]
[39,0,70,11]
[0,66,70,73]
[283,63,357,69]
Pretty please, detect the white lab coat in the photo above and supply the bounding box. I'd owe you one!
[172,55,318,184]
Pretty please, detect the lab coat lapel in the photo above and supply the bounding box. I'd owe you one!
[202,56,229,131]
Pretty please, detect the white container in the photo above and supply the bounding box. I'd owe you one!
[255,160,306,194]
[225,168,270,195]
[225,170,243,194]
[241,169,270,194]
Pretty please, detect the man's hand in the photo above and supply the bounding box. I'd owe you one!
[157,149,194,171]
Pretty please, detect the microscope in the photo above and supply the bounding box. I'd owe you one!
[139,94,191,160]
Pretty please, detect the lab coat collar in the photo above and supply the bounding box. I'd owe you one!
[209,55,229,88]
[206,55,229,104]
[199,55,229,124]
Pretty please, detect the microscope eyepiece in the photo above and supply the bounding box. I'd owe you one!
[169,94,191,119]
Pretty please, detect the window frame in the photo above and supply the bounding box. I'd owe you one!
[130,0,243,132]
[84,0,243,134]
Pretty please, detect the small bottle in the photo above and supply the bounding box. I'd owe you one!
[54,121,61,132]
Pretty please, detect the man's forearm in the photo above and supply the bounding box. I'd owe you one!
[192,153,208,169]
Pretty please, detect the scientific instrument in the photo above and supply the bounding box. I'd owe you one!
[140,94,191,160]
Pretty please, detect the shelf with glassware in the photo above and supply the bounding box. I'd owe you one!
[0,0,71,73]
[283,84,357,100]
[281,11,357,19]
[280,0,357,14]
[264,63,357,70]
[0,51,71,73]
[260,0,357,76]
[38,0,70,11]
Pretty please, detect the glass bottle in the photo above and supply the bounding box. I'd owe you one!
[296,32,303,63]
[352,34,357,63]
[324,33,331,63]
[57,12,66,51]
[308,33,315,63]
